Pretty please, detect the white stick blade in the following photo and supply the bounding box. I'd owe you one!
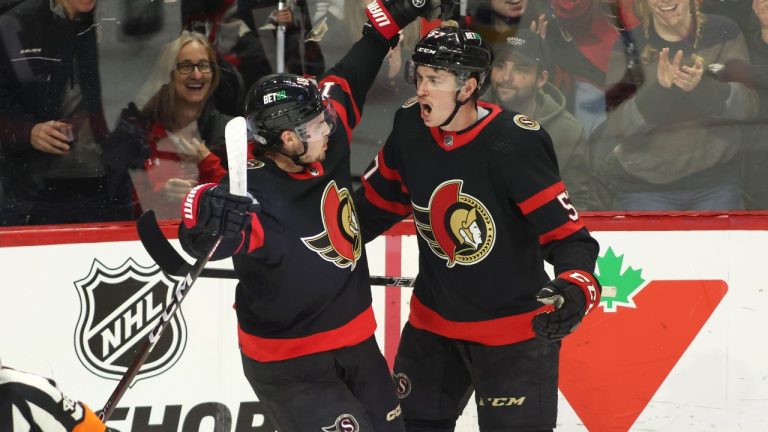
[225,116,248,197]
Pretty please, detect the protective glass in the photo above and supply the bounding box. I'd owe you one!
[176,60,213,75]
[294,102,337,142]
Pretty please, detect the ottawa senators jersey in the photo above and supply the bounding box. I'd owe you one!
[179,34,392,362]
[355,100,599,346]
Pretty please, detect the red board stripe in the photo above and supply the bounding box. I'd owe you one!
[384,234,402,371]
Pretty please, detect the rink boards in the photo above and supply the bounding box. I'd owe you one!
[1,214,767,432]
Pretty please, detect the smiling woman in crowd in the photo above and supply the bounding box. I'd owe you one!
[598,0,757,210]
[107,30,236,219]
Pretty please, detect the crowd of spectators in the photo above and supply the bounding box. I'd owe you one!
[2,0,768,227]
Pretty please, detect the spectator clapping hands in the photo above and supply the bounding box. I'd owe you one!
[657,48,704,91]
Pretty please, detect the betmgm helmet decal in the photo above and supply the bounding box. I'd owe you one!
[245,73,336,147]
[301,181,362,269]
[74,258,187,383]
[412,180,496,267]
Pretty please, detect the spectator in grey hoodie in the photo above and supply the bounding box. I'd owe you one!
[484,29,598,210]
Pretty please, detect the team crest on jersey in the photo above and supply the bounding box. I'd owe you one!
[402,95,419,108]
[301,181,362,269]
[412,180,496,267]
[74,259,187,383]
[513,114,540,130]
[247,159,265,169]
[322,414,359,432]
[394,372,412,399]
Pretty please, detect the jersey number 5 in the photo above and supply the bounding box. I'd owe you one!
[557,191,579,221]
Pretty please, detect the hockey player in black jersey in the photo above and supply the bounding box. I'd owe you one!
[175,1,453,431]
[354,24,601,431]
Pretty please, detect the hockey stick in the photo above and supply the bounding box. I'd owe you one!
[276,1,286,72]
[99,229,222,421]
[136,208,416,288]
[99,117,251,421]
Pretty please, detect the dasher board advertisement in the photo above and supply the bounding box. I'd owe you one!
[1,215,766,431]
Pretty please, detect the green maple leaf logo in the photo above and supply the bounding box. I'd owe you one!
[595,247,645,312]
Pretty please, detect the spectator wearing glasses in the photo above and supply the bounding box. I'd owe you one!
[107,31,237,219]
[0,0,116,226]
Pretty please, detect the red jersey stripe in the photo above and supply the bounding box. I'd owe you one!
[322,74,360,125]
[408,295,553,346]
[375,150,405,184]
[238,307,376,362]
[246,213,265,253]
[518,181,566,215]
[539,220,585,244]
[330,99,352,143]
[362,178,412,215]
[427,101,502,150]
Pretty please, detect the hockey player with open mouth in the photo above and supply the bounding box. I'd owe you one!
[355,23,601,431]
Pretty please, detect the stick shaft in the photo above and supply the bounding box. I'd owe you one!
[99,233,221,421]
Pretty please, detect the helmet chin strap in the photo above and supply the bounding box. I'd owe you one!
[277,133,310,165]
[290,141,309,165]
[439,90,472,128]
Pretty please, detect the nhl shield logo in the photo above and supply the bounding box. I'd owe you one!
[74,258,187,384]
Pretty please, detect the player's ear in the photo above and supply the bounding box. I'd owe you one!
[459,76,478,102]
[280,130,297,150]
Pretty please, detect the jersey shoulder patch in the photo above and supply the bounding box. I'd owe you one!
[402,96,419,108]
[513,114,540,131]
[247,159,266,169]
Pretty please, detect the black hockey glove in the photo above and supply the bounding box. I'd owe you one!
[533,270,601,342]
[363,0,443,43]
[181,183,257,239]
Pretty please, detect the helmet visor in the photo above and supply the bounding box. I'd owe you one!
[294,100,337,142]
[409,63,469,91]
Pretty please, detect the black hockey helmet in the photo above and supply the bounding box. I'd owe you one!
[408,25,493,92]
[244,73,336,148]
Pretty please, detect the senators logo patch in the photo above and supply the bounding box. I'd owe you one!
[301,181,362,269]
[413,180,495,267]
[322,414,359,432]
[513,114,540,131]
[246,159,265,169]
[512,114,541,130]
[394,372,412,399]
